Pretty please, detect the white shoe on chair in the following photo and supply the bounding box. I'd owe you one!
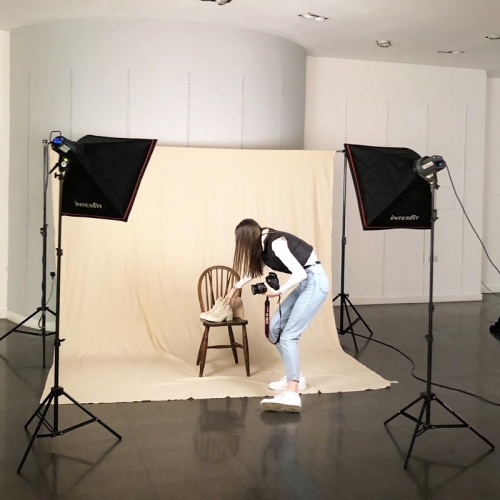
[268,374,306,392]
[260,391,302,412]
[200,297,223,320]
[204,298,233,322]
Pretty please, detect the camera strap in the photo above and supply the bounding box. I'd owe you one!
[264,297,282,345]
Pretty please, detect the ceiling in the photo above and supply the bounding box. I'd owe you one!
[2,0,500,76]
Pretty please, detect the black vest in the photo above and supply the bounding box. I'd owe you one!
[262,230,313,274]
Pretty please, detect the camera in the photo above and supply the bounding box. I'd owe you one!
[251,272,280,295]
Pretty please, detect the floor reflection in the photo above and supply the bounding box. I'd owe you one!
[194,398,248,463]
[18,441,121,498]
[385,426,494,497]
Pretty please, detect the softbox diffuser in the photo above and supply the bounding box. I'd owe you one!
[61,135,157,222]
[345,143,431,230]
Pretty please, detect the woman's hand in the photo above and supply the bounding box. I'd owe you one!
[225,287,237,301]
[265,288,281,298]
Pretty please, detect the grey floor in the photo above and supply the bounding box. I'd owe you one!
[1,296,500,499]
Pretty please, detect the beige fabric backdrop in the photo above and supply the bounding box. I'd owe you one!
[45,146,389,404]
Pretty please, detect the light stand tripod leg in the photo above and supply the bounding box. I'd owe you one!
[404,398,429,469]
[0,309,41,341]
[433,396,495,449]
[342,299,359,352]
[344,295,374,339]
[62,391,122,440]
[383,394,424,426]
[0,306,56,367]
[24,392,53,429]
[18,394,55,474]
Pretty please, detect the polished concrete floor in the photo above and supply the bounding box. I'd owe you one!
[1,296,500,499]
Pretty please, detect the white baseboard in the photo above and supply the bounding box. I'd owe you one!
[334,294,483,306]
[4,310,56,331]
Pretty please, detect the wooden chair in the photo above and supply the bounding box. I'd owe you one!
[197,265,250,377]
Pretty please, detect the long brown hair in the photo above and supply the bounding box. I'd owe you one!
[233,219,265,279]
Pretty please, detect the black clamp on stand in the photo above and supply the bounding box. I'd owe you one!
[17,150,122,474]
[332,151,374,353]
[384,172,494,468]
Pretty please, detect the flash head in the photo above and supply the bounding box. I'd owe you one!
[414,155,447,180]
[51,136,84,159]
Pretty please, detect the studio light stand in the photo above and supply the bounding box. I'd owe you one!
[17,149,122,474]
[332,151,374,353]
[384,164,494,468]
[0,140,56,367]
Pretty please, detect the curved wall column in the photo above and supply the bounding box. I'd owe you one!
[8,19,306,318]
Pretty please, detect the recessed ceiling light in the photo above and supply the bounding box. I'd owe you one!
[438,50,465,54]
[199,0,233,4]
[299,13,328,21]
[486,34,500,40]
[376,40,391,48]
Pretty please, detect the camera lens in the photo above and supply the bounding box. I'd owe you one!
[251,283,267,295]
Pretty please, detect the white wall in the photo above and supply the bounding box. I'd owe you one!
[6,19,493,316]
[305,58,487,304]
[483,78,500,292]
[8,19,306,321]
[0,32,9,317]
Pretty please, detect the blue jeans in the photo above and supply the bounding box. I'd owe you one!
[268,264,329,382]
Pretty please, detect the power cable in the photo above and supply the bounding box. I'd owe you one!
[445,165,500,277]
[351,331,500,407]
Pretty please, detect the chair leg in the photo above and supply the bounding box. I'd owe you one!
[227,326,239,364]
[242,325,250,377]
[199,326,210,377]
[196,339,202,366]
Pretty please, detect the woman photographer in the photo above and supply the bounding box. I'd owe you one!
[225,219,329,412]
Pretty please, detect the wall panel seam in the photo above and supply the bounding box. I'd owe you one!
[24,73,31,313]
[460,106,468,294]
[240,76,244,149]
[126,69,131,138]
[69,69,73,139]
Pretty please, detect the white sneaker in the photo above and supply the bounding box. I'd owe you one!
[204,298,233,322]
[268,374,306,392]
[260,391,302,413]
[200,297,223,320]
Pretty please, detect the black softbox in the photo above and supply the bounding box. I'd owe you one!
[61,135,157,222]
[345,143,431,230]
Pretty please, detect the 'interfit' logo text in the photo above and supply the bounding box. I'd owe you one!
[390,215,419,221]
[74,201,103,209]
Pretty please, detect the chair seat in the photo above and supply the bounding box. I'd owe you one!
[200,318,248,327]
